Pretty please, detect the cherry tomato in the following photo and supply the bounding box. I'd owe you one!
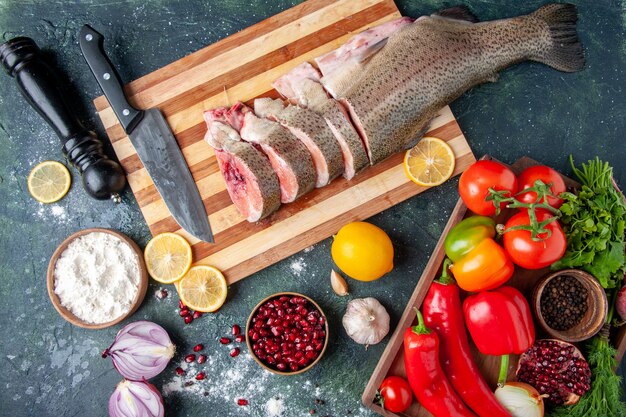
[517,165,566,208]
[503,210,566,269]
[459,160,518,215]
[378,376,413,413]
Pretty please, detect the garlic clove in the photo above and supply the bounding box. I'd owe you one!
[331,269,349,296]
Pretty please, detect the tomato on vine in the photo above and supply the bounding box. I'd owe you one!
[517,165,566,208]
[459,160,518,215]
[502,210,567,269]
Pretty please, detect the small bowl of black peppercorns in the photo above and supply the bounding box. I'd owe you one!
[532,269,608,342]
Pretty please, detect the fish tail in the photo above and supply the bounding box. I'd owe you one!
[530,3,585,72]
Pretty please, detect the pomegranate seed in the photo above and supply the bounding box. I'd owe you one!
[184,315,193,324]
[193,344,204,352]
[232,324,241,335]
[192,311,203,319]
[289,362,299,371]
[195,372,206,380]
[306,351,317,359]
[220,337,231,345]
[235,335,245,343]
[237,399,248,406]
[197,354,207,364]
[230,347,240,357]
[179,300,186,309]
[180,309,190,317]
[185,354,196,363]
[277,362,287,371]
[156,289,168,299]
[175,367,184,375]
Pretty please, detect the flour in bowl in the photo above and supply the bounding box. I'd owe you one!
[53,232,141,324]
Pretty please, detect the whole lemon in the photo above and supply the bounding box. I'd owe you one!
[331,222,394,281]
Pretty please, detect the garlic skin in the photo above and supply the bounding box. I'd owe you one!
[494,382,544,417]
[342,297,390,347]
[331,270,349,296]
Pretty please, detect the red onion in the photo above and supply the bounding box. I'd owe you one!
[109,380,164,417]
[103,321,175,381]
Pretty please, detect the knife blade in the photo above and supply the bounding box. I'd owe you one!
[79,25,213,243]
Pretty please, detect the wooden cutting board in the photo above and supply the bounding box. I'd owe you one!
[94,0,476,284]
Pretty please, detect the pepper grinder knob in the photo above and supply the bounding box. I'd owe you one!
[0,37,126,201]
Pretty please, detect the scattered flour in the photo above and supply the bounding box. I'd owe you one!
[53,232,140,324]
[290,257,306,276]
[35,204,69,225]
[303,245,315,253]
[265,397,284,416]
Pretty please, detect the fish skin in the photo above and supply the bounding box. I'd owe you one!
[234,103,316,203]
[273,63,369,179]
[255,98,344,187]
[341,4,584,164]
[203,108,281,222]
[315,17,414,99]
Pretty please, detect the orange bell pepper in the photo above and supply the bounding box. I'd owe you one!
[444,216,514,292]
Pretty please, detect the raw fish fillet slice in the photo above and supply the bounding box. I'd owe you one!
[203,108,280,222]
[273,62,369,178]
[229,103,316,203]
[315,17,414,99]
[254,97,344,187]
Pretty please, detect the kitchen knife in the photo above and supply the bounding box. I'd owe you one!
[79,25,214,243]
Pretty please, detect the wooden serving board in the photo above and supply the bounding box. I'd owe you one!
[362,156,626,417]
[94,0,475,284]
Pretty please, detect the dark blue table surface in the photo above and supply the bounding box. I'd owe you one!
[0,1,624,416]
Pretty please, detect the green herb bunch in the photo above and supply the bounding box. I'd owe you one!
[551,157,626,289]
[549,156,626,417]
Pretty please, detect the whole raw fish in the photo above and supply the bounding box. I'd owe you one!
[336,4,584,164]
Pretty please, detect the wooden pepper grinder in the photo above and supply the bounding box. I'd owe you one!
[0,37,126,202]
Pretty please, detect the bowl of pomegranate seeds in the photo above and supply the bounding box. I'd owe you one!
[246,292,329,375]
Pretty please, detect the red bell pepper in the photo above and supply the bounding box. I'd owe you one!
[463,286,535,355]
[404,308,477,417]
[463,286,535,385]
[423,260,511,417]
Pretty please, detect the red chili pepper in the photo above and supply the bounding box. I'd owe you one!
[463,286,535,356]
[404,308,477,417]
[423,260,511,417]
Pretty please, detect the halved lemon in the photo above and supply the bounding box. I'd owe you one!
[27,161,71,203]
[176,265,227,312]
[144,233,192,284]
[404,137,455,187]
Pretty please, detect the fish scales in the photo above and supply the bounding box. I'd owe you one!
[342,4,584,164]
[255,98,344,187]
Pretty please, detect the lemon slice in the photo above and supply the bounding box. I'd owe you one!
[27,161,71,203]
[404,137,455,187]
[144,233,193,284]
[176,265,227,312]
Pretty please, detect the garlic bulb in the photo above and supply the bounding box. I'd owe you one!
[494,382,544,417]
[342,297,390,347]
[331,270,349,296]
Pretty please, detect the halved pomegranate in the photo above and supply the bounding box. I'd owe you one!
[516,339,591,405]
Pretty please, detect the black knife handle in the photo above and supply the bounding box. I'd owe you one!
[0,36,126,201]
[79,25,143,134]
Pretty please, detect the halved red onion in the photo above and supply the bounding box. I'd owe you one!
[103,321,175,381]
[109,380,164,417]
